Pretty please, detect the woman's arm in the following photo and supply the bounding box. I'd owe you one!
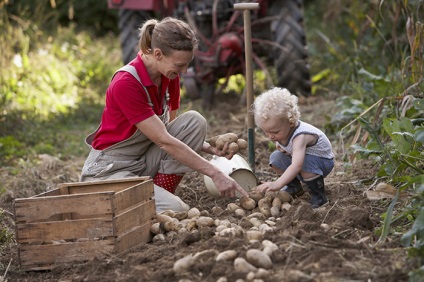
[135,115,248,197]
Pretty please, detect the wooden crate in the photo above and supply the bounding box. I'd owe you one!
[13,176,156,271]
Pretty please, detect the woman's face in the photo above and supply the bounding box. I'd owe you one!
[156,49,194,79]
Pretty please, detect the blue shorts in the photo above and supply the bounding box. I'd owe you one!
[269,150,334,182]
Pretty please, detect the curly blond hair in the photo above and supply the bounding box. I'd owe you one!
[252,87,301,126]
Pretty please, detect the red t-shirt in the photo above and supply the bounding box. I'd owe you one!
[91,53,180,150]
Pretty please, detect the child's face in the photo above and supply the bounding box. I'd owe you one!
[259,116,294,143]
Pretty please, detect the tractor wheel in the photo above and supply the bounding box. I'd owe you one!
[118,9,152,64]
[270,0,311,97]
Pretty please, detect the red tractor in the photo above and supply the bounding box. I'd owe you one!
[108,0,311,108]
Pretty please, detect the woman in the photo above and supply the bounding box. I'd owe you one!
[80,17,247,212]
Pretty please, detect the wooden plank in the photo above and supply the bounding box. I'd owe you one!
[113,180,154,214]
[19,240,114,270]
[14,192,114,223]
[114,221,153,254]
[59,186,70,195]
[32,188,61,198]
[58,177,151,195]
[114,200,156,237]
[16,218,113,243]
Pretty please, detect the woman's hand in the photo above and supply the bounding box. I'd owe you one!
[203,141,236,160]
[254,181,281,193]
[212,170,249,198]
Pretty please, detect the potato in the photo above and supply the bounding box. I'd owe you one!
[246,230,263,241]
[228,142,239,153]
[239,196,256,210]
[173,254,196,274]
[227,203,241,212]
[272,197,282,208]
[248,190,264,202]
[216,250,238,261]
[152,233,166,243]
[150,222,164,235]
[208,135,219,147]
[173,211,188,221]
[277,190,292,203]
[237,139,248,150]
[234,208,246,218]
[185,220,197,231]
[164,220,180,232]
[215,133,239,149]
[196,216,215,227]
[246,249,272,269]
[161,210,175,217]
[187,207,201,219]
[216,132,238,143]
[270,206,280,217]
[265,190,278,199]
[258,198,271,218]
[156,213,174,223]
[281,202,292,211]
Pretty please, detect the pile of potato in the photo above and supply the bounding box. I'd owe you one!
[149,190,295,280]
[150,190,293,241]
[173,239,279,279]
[208,132,248,154]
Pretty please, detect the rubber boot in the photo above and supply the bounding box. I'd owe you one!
[304,175,328,208]
[281,178,304,197]
[153,173,184,194]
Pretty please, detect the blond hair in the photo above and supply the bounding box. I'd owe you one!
[138,17,198,56]
[252,87,301,126]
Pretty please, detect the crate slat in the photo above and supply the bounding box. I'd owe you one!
[113,179,154,214]
[115,221,153,254]
[16,218,113,243]
[114,200,155,236]
[14,192,114,223]
[19,240,115,270]
[32,189,61,198]
[60,177,151,195]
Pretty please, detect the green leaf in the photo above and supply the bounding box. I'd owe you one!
[415,128,424,144]
[401,207,424,247]
[413,98,424,112]
[379,191,399,244]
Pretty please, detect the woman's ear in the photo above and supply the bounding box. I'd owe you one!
[153,48,163,60]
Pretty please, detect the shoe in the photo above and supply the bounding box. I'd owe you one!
[304,175,328,208]
[281,178,304,197]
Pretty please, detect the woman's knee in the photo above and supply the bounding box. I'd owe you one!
[185,110,207,133]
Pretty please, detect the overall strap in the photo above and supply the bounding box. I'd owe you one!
[115,65,154,108]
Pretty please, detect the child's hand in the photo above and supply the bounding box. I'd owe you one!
[254,181,280,193]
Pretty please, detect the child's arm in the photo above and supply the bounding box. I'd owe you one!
[255,134,312,192]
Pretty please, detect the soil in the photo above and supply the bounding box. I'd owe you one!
[0,93,416,281]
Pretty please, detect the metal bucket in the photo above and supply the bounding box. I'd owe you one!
[204,154,258,197]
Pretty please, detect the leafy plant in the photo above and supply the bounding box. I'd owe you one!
[306,0,424,277]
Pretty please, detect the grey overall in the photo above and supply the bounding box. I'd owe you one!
[80,65,207,212]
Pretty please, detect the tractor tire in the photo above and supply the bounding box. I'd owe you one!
[270,0,311,97]
[118,9,152,64]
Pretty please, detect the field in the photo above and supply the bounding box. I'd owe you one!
[0,94,415,282]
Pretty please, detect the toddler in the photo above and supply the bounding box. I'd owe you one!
[252,87,334,208]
